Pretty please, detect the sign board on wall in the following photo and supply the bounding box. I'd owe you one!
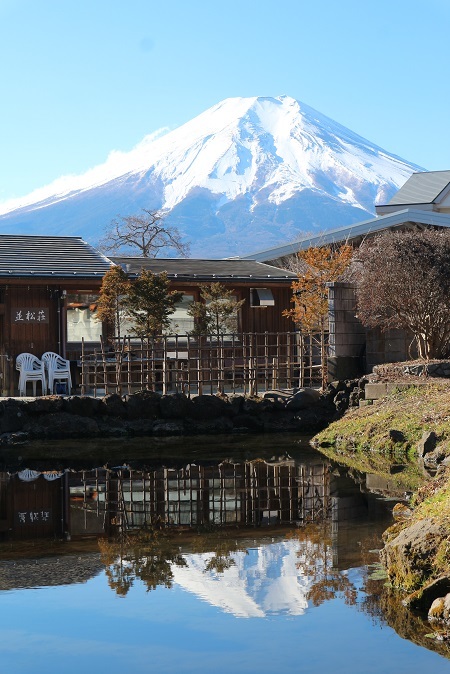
[12,308,49,324]
[16,510,52,525]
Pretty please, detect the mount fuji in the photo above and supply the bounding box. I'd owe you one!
[0,96,423,258]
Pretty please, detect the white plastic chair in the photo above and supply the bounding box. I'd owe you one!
[42,352,72,395]
[16,353,47,397]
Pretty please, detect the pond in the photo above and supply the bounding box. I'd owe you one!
[0,434,448,673]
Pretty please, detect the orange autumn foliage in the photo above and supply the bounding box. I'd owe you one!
[284,245,353,332]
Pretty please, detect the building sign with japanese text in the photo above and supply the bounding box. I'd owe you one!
[16,509,52,525]
[12,308,49,324]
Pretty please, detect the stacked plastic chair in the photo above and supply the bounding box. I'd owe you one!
[42,352,72,395]
[16,353,47,396]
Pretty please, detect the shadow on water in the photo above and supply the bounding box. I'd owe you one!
[0,432,447,661]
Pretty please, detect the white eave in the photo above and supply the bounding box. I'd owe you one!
[239,209,450,263]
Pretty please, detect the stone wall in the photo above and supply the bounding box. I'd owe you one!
[0,389,346,445]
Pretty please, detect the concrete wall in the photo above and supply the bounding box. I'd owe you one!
[327,282,366,380]
[327,282,415,379]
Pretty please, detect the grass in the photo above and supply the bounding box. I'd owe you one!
[313,382,450,586]
[315,383,450,454]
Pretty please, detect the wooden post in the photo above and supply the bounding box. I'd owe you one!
[81,337,86,396]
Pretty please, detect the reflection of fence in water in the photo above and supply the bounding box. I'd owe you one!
[71,461,332,533]
[80,331,325,396]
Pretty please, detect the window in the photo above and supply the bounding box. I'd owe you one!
[169,294,194,335]
[117,295,195,337]
[250,288,275,307]
[66,294,102,342]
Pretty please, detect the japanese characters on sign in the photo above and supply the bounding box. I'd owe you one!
[12,308,49,324]
[16,510,52,525]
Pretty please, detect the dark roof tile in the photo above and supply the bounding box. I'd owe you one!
[110,257,297,282]
[0,235,112,278]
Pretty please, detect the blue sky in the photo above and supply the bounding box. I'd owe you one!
[1,0,449,203]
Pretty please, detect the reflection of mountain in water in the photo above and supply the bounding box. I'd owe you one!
[172,540,312,618]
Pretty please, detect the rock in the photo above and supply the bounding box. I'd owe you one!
[264,389,292,403]
[159,393,191,419]
[231,414,265,432]
[418,431,437,457]
[190,394,231,420]
[285,388,321,411]
[389,429,405,443]
[242,397,267,415]
[0,401,27,433]
[127,419,155,436]
[23,412,99,439]
[333,390,349,412]
[348,389,360,407]
[23,396,64,414]
[226,394,245,415]
[101,394,127,418]
[403,576,450,611]
[62,395,103,417]
[381,519,449,592]
[392,503,413,520]
[428,593,450,623]
[329,380,348,393]
[151,419,184,435]
[125,391,161,420]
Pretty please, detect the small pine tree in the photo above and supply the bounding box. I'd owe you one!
[96,265,131,339]
[187,282,245,340]
[126,270,182,338]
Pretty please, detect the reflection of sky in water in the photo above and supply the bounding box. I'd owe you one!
[0,539,449,674]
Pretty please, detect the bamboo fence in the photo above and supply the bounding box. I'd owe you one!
[80,331,326,396]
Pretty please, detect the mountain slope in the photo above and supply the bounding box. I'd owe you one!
[0,96,423,257]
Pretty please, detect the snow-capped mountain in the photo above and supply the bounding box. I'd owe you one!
[171,539,313,618]
[0,96,423,257]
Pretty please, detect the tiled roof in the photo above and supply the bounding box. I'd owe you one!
[111,257,297,282]
[386,170,450,206]
[0,235,112,278]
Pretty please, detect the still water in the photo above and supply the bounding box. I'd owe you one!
[0,434,448,674]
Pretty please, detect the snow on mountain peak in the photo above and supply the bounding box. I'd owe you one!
[0,95,423,257]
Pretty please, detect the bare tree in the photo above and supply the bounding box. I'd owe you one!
[100,209,190,257]
[354,229,450,360]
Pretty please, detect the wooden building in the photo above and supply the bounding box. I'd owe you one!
[0,235,112,395]
[111,257,297,336]
[0,239,297,395]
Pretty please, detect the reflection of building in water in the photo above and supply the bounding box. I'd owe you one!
[70,460,332,536]
[0,457,386,540]
[0,470,67,540]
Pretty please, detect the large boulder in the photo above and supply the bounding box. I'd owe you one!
[190,395,231,420]
[159,393,191,419]
[285,388,321,411]
[381,518,448,591]
[125,391,161,420]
